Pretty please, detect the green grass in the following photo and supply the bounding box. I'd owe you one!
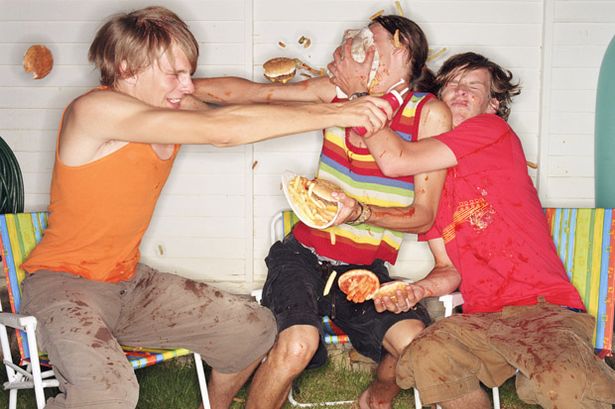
[0,358,541,409]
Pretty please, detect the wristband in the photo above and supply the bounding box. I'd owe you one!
[347,202,372,225]
[349,91,369,101]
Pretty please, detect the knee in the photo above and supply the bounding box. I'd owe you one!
[399,328,453,377]
[101,370,140,408]
[270,328,320,375]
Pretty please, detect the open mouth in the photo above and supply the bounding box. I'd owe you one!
[167,98,182,108]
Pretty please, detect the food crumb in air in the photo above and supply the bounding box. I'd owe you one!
[369,9,384,20]
[298,36,312,48]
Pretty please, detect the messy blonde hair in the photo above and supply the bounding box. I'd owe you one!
[88,6,199,87]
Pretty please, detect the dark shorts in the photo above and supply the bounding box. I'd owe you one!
[262,235,431,366]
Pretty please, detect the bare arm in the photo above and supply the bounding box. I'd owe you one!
[59,88,392,166]
[363,98,457,175]
[374,238,462,313]
[331,98,451,234]
[192,76,336,105]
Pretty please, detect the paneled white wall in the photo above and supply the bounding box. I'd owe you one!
[1,0,614,292]
[539,0,615,207]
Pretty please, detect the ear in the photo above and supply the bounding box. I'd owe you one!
[119,60,138,85]
[487,98,499,114]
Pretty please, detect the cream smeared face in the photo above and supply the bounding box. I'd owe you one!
[368,23,408,93]
[440,67,498,127]
[131,44,195,109]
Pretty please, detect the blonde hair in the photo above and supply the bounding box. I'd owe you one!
[88,6,199,87]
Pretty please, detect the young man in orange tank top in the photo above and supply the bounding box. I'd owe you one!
[20,6,397,409]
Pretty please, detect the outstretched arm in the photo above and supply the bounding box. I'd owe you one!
[363,98,457,175]
[331,98,452,234]
[192,76,336,105]
[59,88,392,165]
[374,238,462,313]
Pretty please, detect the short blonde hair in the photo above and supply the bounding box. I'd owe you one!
[88,6,199,87]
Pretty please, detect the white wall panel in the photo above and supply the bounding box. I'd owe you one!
[539,0,615,207]
[2,0,614,291]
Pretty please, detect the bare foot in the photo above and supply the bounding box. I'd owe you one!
[358,385,394,409]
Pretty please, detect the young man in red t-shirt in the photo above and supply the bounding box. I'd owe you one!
[330,52,615,408]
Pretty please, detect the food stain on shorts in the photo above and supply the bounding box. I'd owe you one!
[184,280,208,296]
[74,299,89,307]
[95,326,113,342]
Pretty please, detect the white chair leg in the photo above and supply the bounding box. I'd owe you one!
[287,387,354,407]
[492,386,500,409]
[8,388,18,409]
[23,320,46,409]
[413,387,422,408]
[193,353,211,409]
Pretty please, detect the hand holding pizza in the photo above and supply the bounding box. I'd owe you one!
[373,281,432,314]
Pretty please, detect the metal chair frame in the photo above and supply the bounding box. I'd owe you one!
[0,212,211,409]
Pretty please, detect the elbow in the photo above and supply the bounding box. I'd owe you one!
[411,207,436,234]
[417,219,435,234]
[206,133,237,148]
[379,162,410,178]
[211,138,235,148]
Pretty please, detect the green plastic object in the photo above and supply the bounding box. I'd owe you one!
[595,35,615,207]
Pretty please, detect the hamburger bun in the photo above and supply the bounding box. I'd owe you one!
[372,281,408,303]
[263,57,297,83]
[285,176,340,228]
[338,269,380,303]
[308,178,341,203]
[23,45,53,79]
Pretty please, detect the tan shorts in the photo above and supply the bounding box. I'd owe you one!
[21,264,276,408]
[396,299,615,408]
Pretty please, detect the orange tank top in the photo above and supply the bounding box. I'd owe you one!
[23,121,179,282]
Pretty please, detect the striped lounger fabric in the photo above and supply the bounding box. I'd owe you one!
[545,208,614,357]
[0,212,193,369]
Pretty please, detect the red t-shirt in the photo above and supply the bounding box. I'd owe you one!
[421,114,585,313]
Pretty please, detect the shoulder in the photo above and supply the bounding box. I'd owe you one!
[420,98,451,123]
[460,114,511,130]
[68,88,147,123]
[417,98,452,140]
[460,113,511,133]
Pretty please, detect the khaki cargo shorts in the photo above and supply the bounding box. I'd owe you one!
[21,264,276,408]
[396,299,615,408]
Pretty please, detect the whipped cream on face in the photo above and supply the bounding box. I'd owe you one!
[333,27,380,99]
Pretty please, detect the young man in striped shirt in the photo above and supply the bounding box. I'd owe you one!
[195,15,451,409]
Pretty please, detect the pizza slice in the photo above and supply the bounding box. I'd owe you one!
[338,269,380,303]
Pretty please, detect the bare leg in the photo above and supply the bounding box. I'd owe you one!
[359,319,425,409]
[439,389,491,409]
[202,357,262,409]
[246,325,320,409]
[358,353,399,409]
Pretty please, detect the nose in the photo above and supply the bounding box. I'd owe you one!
[179,74,195,95]
[454,83,469,95]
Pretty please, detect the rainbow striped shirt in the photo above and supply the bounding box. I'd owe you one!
[293,92,434,265]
